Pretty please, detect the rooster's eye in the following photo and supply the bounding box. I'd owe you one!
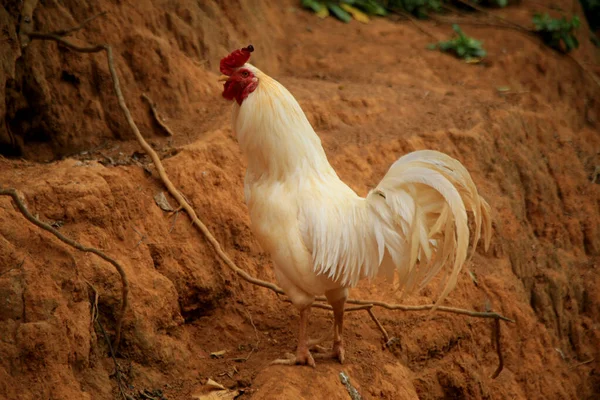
[241,71,249,78]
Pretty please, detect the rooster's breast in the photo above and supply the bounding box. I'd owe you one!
[244,178,343,302]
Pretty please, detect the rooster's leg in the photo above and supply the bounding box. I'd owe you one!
[315,295,345,363]
[331,296,346,363]
[311,289,347,363]
[271,306,316,367]
[294,306,315,366]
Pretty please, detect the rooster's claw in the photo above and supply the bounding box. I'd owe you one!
[271,351,316,367]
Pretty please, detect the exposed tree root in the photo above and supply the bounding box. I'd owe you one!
[0,188,129,353]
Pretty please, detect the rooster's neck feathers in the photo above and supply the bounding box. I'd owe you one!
[232,64,335,180]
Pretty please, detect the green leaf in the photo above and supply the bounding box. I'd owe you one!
[432,24,486,61]
[316,6,330,18]
[532,12,581,53]
[302,0,326,13]
[327,3,352,23]
[341,3,370,23]
[354,0,387,16]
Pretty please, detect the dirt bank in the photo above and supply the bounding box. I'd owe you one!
[1,0,599,399]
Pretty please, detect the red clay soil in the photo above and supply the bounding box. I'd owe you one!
[1,1,599,399]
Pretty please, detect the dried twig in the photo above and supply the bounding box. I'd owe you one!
[168,209,180,233]
[50,11,108,36]
[28,31,105,52]
[344,299,514,322]
[232,308,261,362]
[367,308,391,344]
[395,10,440,41]
[570,358,595,369]
[87,283,128,399]
[430,15,530,31]
[454,0,527,32]
[142,93,174,136]
[132,226,147,248]
[0,188,129,352]
[309,303,373,313]
[490,318,503,378]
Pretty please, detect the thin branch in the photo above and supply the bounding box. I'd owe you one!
[28,32,106,52]
[87,283,128,399]
[343,298,515,322]
[395,10,440,41]
[309,303,374,312]
[567,54,600,89]
[98,317,128,400]
[132,226,147,248]
[141,93,174,136]
[454,0,527,32]
[168,209,180,233]
[570,358,595,369]
[0,188,129,352]
[490,318,503,378]
[367,308,391,344]
[50,11,108,36]
[231,308,261,362]
[431,15,530,31]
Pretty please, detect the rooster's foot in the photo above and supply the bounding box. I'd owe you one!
[313,342,345,364]
[310,344,329,353]
[271,350,316,367]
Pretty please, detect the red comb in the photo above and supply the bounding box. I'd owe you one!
[220,45,254,75]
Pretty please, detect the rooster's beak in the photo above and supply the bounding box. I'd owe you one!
[218,75,229,82]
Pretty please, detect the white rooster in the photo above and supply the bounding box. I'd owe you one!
[218,45,492,367]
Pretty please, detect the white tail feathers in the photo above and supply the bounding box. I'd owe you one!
[367,150,492,306]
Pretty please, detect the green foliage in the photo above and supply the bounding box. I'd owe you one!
[471,0,509,8]
[301,0,511,22]
[301,0,388,23]
[301,0,443,22]
[429,24,487,61]
[386,0,444,19]
[532,13,581,53]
